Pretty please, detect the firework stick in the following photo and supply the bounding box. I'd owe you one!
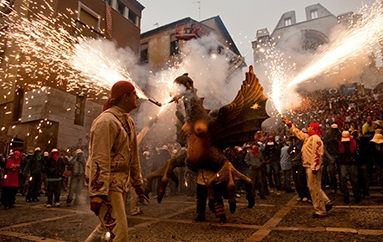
[148,98,162,107]
[97,214,108,231]
[141,194,150,203]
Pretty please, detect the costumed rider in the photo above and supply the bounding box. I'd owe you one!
[173,73,227,224]
[282,117,334,218]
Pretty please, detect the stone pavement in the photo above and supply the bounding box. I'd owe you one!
[1,187,383,242]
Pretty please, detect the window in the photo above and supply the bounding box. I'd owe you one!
[284,18,291,26]
[128,9,138,26]
[140,42,148,63]
[170,34,179,56]
[12,88,24,122]
[77,3,101,38]
[0,0,14,14]
[74,94,86,126]
[117,0,125,15]
[310,10,318,19]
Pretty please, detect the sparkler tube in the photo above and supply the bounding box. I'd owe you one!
[148,98,162,107]
[97,214,111,241]
[141,194,150,203]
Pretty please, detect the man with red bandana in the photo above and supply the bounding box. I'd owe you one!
[45,148,66,208]
[85,80,144,241]
[282,117,333,218]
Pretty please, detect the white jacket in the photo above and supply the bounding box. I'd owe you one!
[85,106,143,197]
[289,125,324,171]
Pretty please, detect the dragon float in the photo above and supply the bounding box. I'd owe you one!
[145,65,269,215]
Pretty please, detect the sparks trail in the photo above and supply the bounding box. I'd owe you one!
[266,0,383,115]
[0,0,149,98]
[288,2,383,87]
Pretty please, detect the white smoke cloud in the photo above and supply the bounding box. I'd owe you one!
[71,34,246,147]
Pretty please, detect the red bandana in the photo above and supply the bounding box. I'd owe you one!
[103,81,135,111]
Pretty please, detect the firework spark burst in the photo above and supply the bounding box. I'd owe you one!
[263,0,383,115]
[288,1,383,87]
[1,0,151,99]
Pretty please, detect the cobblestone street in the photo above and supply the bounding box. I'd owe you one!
[1,187,383,242]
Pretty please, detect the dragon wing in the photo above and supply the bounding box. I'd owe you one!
[212,66,269,149]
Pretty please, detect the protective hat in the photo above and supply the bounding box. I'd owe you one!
[331,123,338,129]
[51,148,59,153]
[75,149,83,154]
[243,143,251,149]
[371,129,383,144]
[35,147,41,152]
[341,131,351,142]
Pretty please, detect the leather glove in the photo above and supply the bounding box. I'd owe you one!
[90,196,104,216]
[282,117,292,128]
[134,185,145,197]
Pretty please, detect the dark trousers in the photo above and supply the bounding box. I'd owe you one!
[328,161,338,191]
[47,180,62,204]
[1,186,18,207]
[283,169,292,190]
[292,165,310,199]
[340,164,360,199]
[26,174,42,200]
[261,165,269,194]
[18,174,27,195]
[249,168,265,197]
[358,164,370,196]
[266,161,282,191]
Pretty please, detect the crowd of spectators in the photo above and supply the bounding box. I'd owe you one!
[2,86,383,211]
[0,139,88,210]
[137,86,383,206]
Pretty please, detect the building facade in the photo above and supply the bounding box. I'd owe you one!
[0,0,144,154]
[252,3,382,89]
[140,16,245,74]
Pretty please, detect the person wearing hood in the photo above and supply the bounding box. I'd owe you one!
[85,80,144,241]
[1,150,21,209]
[24,147,45,202]
[45,149,66,208]
[283,117,333,218]
[66,149,86,206]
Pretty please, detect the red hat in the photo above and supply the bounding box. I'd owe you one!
[309,122,323,137]
[13,150,21,157]
[103,81,135,111]
[267,136,274,145]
